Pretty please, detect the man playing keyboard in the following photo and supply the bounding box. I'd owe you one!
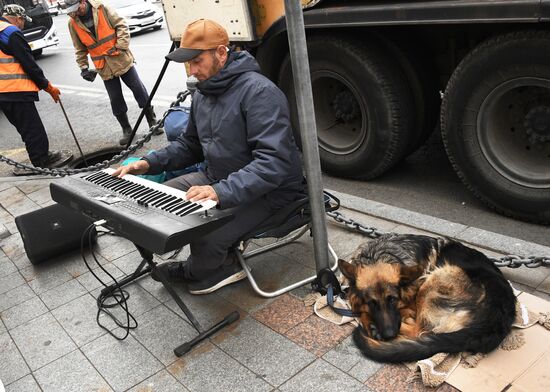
[112,19,304,294]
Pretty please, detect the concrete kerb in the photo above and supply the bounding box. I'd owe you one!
[329,190,550,258]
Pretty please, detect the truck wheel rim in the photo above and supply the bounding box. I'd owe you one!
[478,77,550,188]
[311,70,367,155]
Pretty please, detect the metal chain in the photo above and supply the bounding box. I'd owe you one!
[326,210,550,268]
[0,91,190,177]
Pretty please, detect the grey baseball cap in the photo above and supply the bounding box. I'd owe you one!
[2,4,32,23]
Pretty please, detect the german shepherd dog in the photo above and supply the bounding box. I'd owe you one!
[338,234,516,363]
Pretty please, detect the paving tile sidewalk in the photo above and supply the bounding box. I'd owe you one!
[0,175,549,392]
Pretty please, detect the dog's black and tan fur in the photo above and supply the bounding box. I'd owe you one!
[338,234,517,363]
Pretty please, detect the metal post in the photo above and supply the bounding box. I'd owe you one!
[284,0,329,271]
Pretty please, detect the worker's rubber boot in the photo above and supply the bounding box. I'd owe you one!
[116,113,133,146]
[144,105,164,135]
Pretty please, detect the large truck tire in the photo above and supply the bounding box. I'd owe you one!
[376,34,440,155]
[441,31,550,224]
[278,34,415,180]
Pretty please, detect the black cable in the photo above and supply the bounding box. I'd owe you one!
[80,224,137,340]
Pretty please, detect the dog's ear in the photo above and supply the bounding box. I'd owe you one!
[338,259,357,284]
[399,264,424,286]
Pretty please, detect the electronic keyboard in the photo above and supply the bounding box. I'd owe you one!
[50,168,233,254]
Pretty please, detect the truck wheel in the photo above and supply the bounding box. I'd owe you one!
[278,34,414,180]
[441,31,550,224]
[380,37,439,155]
[32,49,43,58]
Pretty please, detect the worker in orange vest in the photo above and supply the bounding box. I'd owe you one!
[0,4,70,168]
[66,0,162,146]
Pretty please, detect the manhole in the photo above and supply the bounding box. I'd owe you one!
[68,147,125,169]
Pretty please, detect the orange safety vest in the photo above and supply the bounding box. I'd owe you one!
[0,21,39,93]
[70,6,117,69]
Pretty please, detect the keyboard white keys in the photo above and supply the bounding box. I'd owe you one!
[84,168,217,216]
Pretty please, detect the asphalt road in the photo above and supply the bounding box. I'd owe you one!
[1,12,549,248]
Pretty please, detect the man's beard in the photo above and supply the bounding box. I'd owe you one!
[208,55,223,78]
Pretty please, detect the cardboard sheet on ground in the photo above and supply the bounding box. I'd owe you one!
[446,292,550,392]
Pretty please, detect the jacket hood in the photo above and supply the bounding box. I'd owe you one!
[197,51,261,96]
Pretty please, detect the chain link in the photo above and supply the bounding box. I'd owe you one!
[5,94,548,269]
[326,210,550,268]
[0,91,190,177]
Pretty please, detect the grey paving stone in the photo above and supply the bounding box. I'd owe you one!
[131,305,198,366]
[91,283,161,322]
[0,233,27,264]
[26,187,53,206]
[10,312,76,371]
[323,336,382,383]
[40,199,57,208]
[168,342,272,392]
[164,285,241,328]
[537,274,550,295]
[81,333,163,392]
[218,252,313,314]
[0,296,48,329]
[4,374,41,392]
[327,209,400,259]
[0,331,30,385]
[330,191,468,239]
[390,224,435,237]
[10,253,32,271]
[0,191,41,217]
[501,263,550,290]
[15,179,53,194]
[214,316,316,386]
[0,318,5,334]
[95,235,138,262]
[39,279,87,310]
[279,358,364,392]
[0,271,25,295]
[0,187,26,208]
[0,223,9,240]
[110,250,143,275]
[61,249,110,279]
[2,221,16,235]
[0,205,12,225]
[52,293,107,346]
[0,283,35,312]
[0,255,17,279]
[34,349,112,392]
[20,263,74,295]
[137,275,173,303]
[76,262,124,292]
[532,289,550,302]
[126,370,189,392]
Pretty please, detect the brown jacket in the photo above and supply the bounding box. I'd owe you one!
[68,0,134,80]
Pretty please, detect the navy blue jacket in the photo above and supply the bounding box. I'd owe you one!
[0,16,49,102]
[144,51,304,210]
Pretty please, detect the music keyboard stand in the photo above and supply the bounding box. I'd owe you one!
[100,243,239,356]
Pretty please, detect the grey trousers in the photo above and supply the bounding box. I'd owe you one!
[164,171,276,279]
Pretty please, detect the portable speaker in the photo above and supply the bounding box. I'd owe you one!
[15,203,97,265]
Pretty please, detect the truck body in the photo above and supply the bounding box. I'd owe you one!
[1,0,59,56]
[161,0,550,224]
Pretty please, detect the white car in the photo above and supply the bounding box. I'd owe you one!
[109,0,163,34]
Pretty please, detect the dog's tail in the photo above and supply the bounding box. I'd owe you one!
[352,327,501,363]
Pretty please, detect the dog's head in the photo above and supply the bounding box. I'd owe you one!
[339,258,424,340]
